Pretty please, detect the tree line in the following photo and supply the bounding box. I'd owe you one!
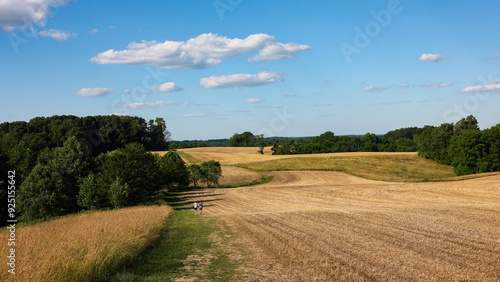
[230,116,499,176]
[0,115,221,225]
[417,115,500,176]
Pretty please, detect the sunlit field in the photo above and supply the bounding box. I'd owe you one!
[179,147,500,280]
[0,205,173,281]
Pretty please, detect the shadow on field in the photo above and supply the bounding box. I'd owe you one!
[164,188,222,210]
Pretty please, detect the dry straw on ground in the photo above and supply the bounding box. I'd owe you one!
[181,147,500,281]
[0,205,173,281]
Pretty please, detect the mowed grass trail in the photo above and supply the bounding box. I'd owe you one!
[113,189,246,281]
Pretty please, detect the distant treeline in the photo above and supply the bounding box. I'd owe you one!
[229,116,500,176]
[0,115,221,225]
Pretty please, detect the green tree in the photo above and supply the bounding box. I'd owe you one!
[18,162,70,221]
[417,124,453,164]
[99,143,161,207]
[448,130,485,175]
[109,177,130,209]
[201,160,222,187]
[188,164,203,187]
[453,115,479,135]
[77,173,109,210]
[229,132,256,147]
[157,151,190,187]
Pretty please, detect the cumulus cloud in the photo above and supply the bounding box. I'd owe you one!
[419,53,445,62]
[152,82,183,93]
[200,71,284,89]
[248,42,311,62]
[77,87,112,97]
[363,85,391,92]
[90,33,309,69]
[245,98,263,103]
[0,0,68,32]
[462,83,500,94]
[420,83,453,88]
[39,29,75,41]
[115,101,178,109]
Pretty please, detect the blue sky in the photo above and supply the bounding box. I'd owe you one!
[1,0,500,140]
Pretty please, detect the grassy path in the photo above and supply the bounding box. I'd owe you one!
[113,190,243,281]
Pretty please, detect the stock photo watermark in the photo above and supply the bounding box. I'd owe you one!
[443,75,495,123]
[339,0,404,63]
[7,0,66,54]
[258,106,296,137]
[213,0,243,21]
[6,170,17,275]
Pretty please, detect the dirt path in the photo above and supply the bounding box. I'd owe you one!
[198,171,500,280]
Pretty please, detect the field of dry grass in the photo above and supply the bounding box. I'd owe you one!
[0,205,173,281]
[178,147,500,280]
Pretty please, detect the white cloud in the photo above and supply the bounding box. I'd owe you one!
[122,89,131,94]
[246,98,263,103]
[39,29,75,41]
[256,104,283,108]
[90,33,309,69]
[115,101,178,109]
[420,83,452,88]
[152,82,183,93]
[284,93,297,97]
[248,42,311,62]
[462,83,500,94]
[77,87,112,97]
[419,53,445,62]
[0,0,68,32]
[363,85,391,92]
[311,102,332,107]
[490,78,500,84]
[183,113,216,118]
[200,71,284,89]
[325,80,334,83]
[88,28,98,35]
[399,84,409,88]
[110,113,129,116]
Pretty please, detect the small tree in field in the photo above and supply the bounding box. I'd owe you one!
[188,164,203,187]
[200,160,222,187]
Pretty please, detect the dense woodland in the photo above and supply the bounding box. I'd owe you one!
[0,115,221,225]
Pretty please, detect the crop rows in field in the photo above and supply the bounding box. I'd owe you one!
[187,170,500,280]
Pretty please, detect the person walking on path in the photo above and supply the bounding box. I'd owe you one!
[198,202,203,215]
[193,200,198,215]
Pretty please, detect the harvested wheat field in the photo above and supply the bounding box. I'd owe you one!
[181,148,500,281]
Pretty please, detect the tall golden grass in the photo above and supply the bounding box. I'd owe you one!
[0,205,173,281]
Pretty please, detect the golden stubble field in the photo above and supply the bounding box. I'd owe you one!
[181,147,500,281]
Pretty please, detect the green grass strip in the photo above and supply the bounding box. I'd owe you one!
[112,189,241,281]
